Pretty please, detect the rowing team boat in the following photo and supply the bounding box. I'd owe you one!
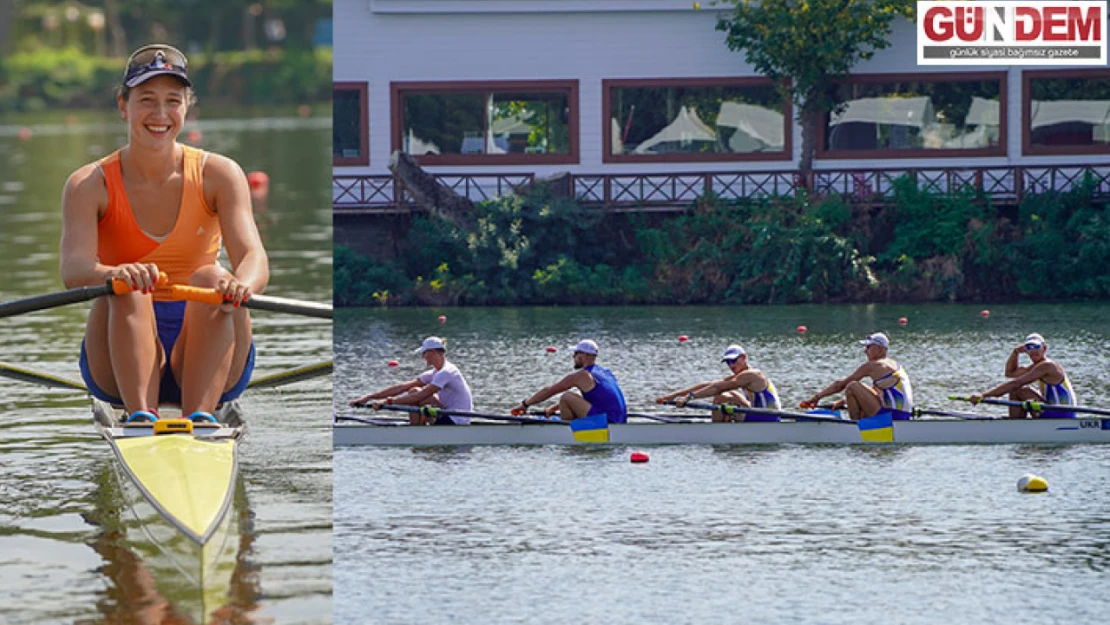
[334,415,1110,446]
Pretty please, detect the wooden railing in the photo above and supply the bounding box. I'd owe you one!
[334,164,1110,214]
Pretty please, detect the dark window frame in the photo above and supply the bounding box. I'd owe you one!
[1023,68,1110,156]
[816,71,1008,160]
[391,80,579,166]
[602,77,793,164]
[333,81,369,167]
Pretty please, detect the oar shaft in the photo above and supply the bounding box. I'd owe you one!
[950,395,1110,417]
[1,280,112,318]
[681,400,846,423]
[160,285,332,319]
[373,404,562,425]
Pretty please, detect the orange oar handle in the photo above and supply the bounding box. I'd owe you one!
[161,284,231,306]
[110,272,169,295]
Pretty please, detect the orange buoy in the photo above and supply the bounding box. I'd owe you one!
[186,128,202,144]
[630,451,649,463]
[247,171,270,200]
[387,360,399,368]
[678,335,689,343]
[297,104,312,118]
[898,317,908,325]
[797,325,808,334]
[980,309,990,319]
[17,127,32,141]
[546,346,557,353]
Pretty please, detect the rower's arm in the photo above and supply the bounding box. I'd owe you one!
[1004,347,1030,378]
[59,164,112,288]
[206,153,269,295]
[984,362,1051,398]
[523,370,589,408]
[702,371,756,396]
[390,383,439,406]
[811,364,869,403]
[657,381,714,403]
[350,379,423,405]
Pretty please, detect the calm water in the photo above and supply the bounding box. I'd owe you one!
[334,305,1110,624]
[0,112,333,624]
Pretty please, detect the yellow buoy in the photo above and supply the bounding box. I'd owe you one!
[1017,473,1048,492]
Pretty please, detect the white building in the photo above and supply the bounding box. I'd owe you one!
[333,0,1110,210]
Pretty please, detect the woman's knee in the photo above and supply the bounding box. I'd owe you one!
[187,264,227,288]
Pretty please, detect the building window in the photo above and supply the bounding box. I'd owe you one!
[819,72,1006,159]
[333,82,368,167]
[1024,69,1110,156]
[604,78,791,163]
[393,81,578,165]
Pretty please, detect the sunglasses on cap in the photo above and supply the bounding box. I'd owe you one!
[123,45,191,88]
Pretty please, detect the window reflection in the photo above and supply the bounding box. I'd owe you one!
[826,79,1002,152]
[1029,75,1110,148]
[401,90,570,157]
[609,84,786,155]
[333,83,367,164]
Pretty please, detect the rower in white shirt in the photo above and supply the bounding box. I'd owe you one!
[348,336,474,425]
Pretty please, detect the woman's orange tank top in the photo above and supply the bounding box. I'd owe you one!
[96,145,220,301]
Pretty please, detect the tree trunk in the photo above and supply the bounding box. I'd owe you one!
[104,0,127,57]
[798,101,820,190]
[0,0,14,55]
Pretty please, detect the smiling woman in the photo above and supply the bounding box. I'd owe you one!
[58,43,270,421]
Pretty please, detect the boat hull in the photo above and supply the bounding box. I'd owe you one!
[110,464,243,624]
[334,417,1110,446]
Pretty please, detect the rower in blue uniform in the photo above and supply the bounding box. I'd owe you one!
[515,339,628,423]
[968,333,1077,418]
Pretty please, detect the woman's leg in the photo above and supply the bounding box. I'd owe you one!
[171,265,253,414]
[84,293,163,412]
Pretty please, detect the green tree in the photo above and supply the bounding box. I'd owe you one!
[713,0,915,177]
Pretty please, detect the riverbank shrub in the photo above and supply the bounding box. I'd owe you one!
[334,178,1109,306]
[0,47,332,113]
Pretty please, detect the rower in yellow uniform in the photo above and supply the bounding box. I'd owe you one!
[655,344,782,421]
[60,44,269,423]
[967,333,1077,418]
[804,332,914,421]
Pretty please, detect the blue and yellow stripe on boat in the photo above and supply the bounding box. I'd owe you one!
[858,411,894,442]
[570,413,609,443]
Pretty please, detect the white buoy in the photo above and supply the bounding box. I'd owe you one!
[1017,473,1048,492]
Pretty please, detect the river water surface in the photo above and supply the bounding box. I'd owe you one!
[334,305,1110,624]
[0,112,333,624]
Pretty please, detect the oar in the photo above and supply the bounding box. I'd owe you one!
[248,361,333,389]
[673,400,853,424]
[2,359,332,393]
[158,285,332,319]
[0,362,86,391]
[627,411,705,424]
[0,277,142,319]
[334,414,408,426]
[950,395,1110,417]
[914,407,1002,421]
[370,403,565,426]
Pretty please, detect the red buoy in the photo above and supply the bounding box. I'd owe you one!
[678,335,689,343]
[438,315,447,323]
[247,171,270,200]
[630,451,649,463]
[17,127,32,141]
[387,360,399,368]
[186,128,203,144]
[797,325,808,334]
[546,346,557,353]
[980,309,990,319]
[898,317,908,326]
